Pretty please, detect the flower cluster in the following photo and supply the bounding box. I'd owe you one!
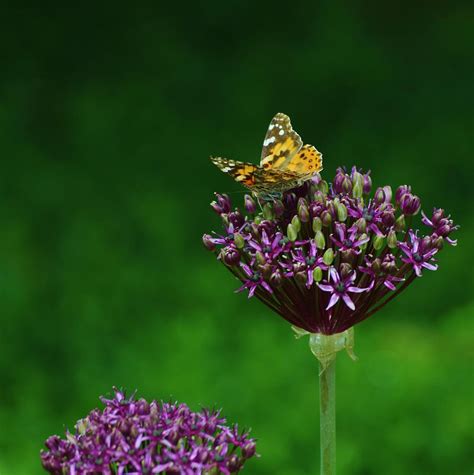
[41,388,257,474]
[203,167,458,335]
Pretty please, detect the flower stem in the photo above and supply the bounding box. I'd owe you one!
[319,357,336,475]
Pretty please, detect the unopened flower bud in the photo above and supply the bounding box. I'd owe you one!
[273,199,285,217]
[399,193,421,215]
[351,169,363,188]
[358,233,368,250]
[263,203,274,220]
[431,208,445,226]
[383,186,392,203]
[352,181,363,199]
[233,233,245,249]
[381,254,397,273]
[244,194,256,213]
[313,217,322,232]
[202,234,215,251]
[336,203,348,222]
[432,235,444,249]
[340,263,352,277]
[298,203,310,223]
[395,185,411,205]
[256,251,266,265]
[287,223,298,242]
[373,235,385,251]
[227,454,242,473]
[285,192,297,208]
[363,173,372,194]
[387,229,398,249]
[222,247,240,266]
[313,266,323,283]
[253,215,262,225]
[321,210,332,227]
[354,218,367,233]
[394,214,405,231]
[242,441,257,459]
[318,180,329,194]
[323,248,334,266]
[314,231,326,249]
[381,210,395,227]
[374,187,385,204]
[342,176,352,193]
[291,215,301,232]
[313,191,325,203]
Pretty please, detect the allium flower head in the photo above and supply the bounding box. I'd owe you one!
[41,388,257,474]
[204,166,458,335]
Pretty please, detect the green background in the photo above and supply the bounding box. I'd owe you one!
[0,2,473,474]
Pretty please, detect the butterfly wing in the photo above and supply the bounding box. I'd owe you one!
[210,157,259,189]
[285,144,323,176]
[260,113,303,170]
[210,156,301,193]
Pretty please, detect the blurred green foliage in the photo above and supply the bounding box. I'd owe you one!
[0,2,473,474]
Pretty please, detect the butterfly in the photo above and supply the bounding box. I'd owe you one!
[210,113,323,195]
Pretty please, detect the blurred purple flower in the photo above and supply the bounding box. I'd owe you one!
[41,388,257,474]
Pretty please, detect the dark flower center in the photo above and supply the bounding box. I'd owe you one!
[263,246,272,253]
[306,256,316,266]
[335,283,345,293]
[279,238,289,246]
[344,239,353,247]
[363,209,374,221]
[413,252,423,262]
[250,273,261,282]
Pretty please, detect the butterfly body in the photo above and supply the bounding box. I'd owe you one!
[211,113,323,194]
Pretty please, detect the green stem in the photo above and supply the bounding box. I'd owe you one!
[319,357,336,475]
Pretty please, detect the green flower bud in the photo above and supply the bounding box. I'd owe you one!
[433,235,444,249]
[314,231,326,249]
[313,191,325,203]
[321,210,332,227]
[298,204,310,223]
[352,181,363,199]
[233,233,245,249]
[291,215,301,233]
[318,180,329,194]
[253,215,262,225]
[387,229,398,249]
[354,218,367,233]
[313,266,323,283]
[263,203,274,221]
[256,251,266,265]
[287,223,298,242]
[323,248,334,266]
[373,234,385,251]
[312,217,323,233]
[352,170,363,188]
[359,233,368,250]
[337,203,348,222]
[394,214,405,231]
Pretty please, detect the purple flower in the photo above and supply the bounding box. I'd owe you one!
[330,223,369,255]
[319,268,371,311]
[288,240,328,288]
[422,208,459,245]
[41,388,257,475]
[238,263,273,298]
[205,167,458,335]
[399,230,438,277]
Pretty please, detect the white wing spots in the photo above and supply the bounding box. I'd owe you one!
[268,124,275,130]
[263,136,276,146]
[279,129,285,135]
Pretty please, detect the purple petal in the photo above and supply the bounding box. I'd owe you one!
[342,293,355,310]
[347,285,368,293]
[422,261,438,271]
[318,284,334,292]
[383,280,396,291]
[326,293,340,310]
[262,281,274,293]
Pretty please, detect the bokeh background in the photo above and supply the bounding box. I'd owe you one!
[0,2,473,474]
